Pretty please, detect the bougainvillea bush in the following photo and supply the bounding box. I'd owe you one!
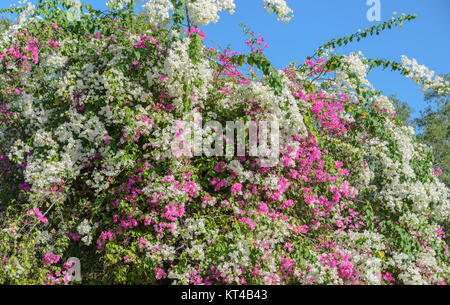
[0,0,449,285]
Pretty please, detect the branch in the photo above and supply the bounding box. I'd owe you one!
[185,6,191,29]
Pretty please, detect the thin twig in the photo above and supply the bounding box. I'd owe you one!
[186,6,191,29]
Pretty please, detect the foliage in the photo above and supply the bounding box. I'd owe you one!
[415,74,450,188]
[0,18,12,33]
[389,94,414,126]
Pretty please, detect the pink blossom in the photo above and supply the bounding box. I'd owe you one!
[155,268,167,280]
[43,253,60,265]
[231,183,242,194]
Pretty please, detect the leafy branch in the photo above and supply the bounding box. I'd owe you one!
[314,14,418,56]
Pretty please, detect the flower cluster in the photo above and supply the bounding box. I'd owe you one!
[186,0,236,26]
[262,0,293,23]
[401,55,450,94]
[142,0,291,27]
[142,0,174,26]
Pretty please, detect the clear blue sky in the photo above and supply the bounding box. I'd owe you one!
[2,0,449,118]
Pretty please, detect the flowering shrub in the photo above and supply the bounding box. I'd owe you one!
[0,0,449,285]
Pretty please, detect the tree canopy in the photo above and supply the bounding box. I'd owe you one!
[0,0,448,285]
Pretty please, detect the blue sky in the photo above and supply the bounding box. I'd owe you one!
[2,0,449,118]
[201,0,450,119]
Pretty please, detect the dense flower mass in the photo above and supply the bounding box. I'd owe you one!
[0,0,448,285]
[401,55,450,95]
